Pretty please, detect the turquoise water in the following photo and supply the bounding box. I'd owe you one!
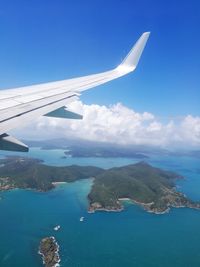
[0,148,200,267]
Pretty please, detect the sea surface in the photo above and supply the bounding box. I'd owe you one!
[0,148,200,267]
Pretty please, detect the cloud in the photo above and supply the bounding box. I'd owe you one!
[12,101,200,149]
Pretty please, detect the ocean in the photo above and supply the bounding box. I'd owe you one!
[0,148,200,267]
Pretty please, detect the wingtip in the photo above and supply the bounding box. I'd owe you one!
[143,31,151,38]
[143,31,151,35]
[117,32,150,73]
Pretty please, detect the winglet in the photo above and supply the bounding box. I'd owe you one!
[117,32,150,73]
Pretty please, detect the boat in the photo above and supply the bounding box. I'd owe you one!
[80,217,84,222]
[54,225,61,231]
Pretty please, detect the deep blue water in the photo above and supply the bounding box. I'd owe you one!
[0,148,200,267]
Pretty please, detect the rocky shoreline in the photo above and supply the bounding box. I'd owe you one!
[88,191,200,215]
[0,177,15,191]
[88,201,123,213]
[39,237,60,267]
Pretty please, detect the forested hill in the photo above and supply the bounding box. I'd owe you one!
[0,157,103,191]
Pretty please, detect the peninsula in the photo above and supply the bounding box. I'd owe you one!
[0,156,199,214]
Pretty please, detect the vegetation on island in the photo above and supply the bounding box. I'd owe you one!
[88,161,200,213]
[39,237,60,267]
[0,157,103,191]
[0,156,199,214]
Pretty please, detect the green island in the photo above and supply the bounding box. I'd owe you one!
[0,156,199,214]
[39,236,60,267]
[0,157,103,191]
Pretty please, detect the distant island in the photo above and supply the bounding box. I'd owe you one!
[0,156,199,214]
[24,138,150,158]
[39,236,60,267]
[24,138,200,159]
[63,146,149,158]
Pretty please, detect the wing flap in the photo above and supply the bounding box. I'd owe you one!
[45,107,83,120]
[0,95,79,135]
[0,134,29,152]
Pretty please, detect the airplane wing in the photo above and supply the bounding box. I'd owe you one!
[0,32,150,152]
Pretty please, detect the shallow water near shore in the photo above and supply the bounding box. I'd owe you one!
[0,148,200,267]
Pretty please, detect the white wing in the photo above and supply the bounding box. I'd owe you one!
[0,32,150,152]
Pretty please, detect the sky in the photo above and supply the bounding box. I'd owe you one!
[0,0,200,149]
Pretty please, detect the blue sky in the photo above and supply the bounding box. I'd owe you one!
[0,0,199,118]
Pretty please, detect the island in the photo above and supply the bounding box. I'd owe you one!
[64,146,149,158]
[0,156,200,214]
[88,161,200,214]
[39,237,60,267]
[0,156,103,191]
[24,138,149,158]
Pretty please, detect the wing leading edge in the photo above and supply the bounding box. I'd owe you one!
[0,32,150,152]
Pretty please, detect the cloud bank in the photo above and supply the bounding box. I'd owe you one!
[13,101,200,149]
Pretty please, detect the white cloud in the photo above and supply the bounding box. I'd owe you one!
[12,101,200,149]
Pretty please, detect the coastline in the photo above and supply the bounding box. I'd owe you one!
[88,206,124,213]
[88,196,200,215]
[1,180,200,215]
